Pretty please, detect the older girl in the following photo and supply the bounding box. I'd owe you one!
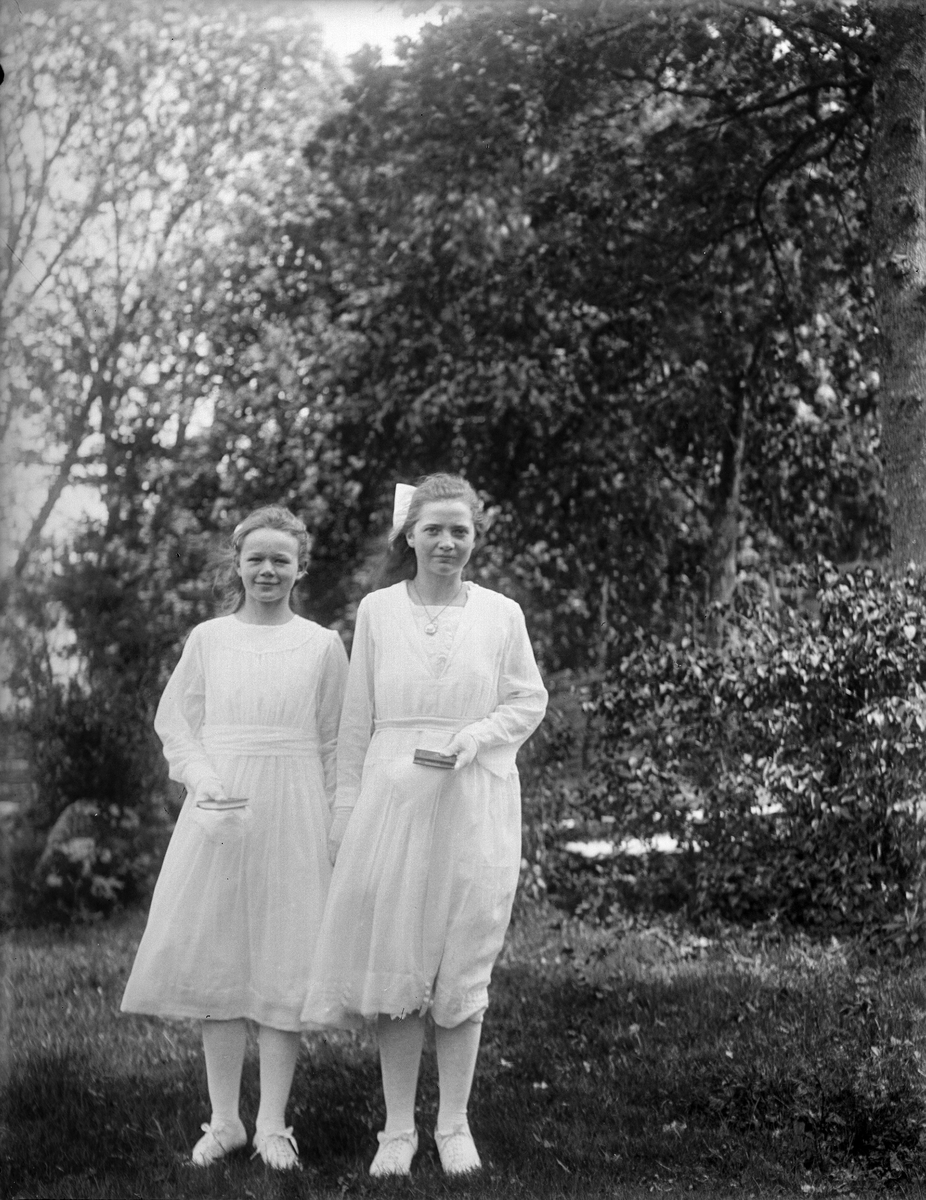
[303,474,547,1177]
[122,506,347,1171]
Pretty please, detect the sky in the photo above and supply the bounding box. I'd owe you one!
[305,1,436,61]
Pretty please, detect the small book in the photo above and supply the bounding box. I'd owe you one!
[196,797,249,811]
[413,748,457,769]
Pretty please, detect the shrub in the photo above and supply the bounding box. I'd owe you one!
[2,543,192,926]
[25,797,170,924]
[7,680,172,926]
[517,670,594,909]
[554,562,926,949]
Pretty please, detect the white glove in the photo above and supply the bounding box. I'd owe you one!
[328,807,352,865]
[192,779,227,805]
[444,732,478,771]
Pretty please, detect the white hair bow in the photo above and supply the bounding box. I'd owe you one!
[390,483,417,539]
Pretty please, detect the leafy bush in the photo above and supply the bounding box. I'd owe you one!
[7,679,171,926]
[552,562,926,949]
[24,796,170,925]
[516,670,597,909]
[3,536,194,925]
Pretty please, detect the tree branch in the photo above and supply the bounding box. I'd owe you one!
[723,1,877,63]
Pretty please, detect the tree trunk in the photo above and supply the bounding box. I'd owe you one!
[13,425,91,579]
[870,4,926,568]
[707,377,750,610]
[705,325,767,631]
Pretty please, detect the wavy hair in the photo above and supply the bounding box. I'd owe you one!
[214,505,311,614]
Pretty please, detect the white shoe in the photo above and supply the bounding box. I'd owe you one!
[251,1126,301,1170]
[369,1128,418,1176]
[191,1120,247,1167]
[435,1125,482,1175]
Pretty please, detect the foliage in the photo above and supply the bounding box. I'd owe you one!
[557,562,926,948]
[2,0,340,574]
[19,797,170,926]
[6,0,892,661]
[253,0,890,669]
[4,570,177,923]
[516,681,584,909]
[1,0,912,941]
[2,1,343,921]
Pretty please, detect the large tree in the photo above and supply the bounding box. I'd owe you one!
[257,0,886,665]
[1,0,338,579]
[2,1,343,840]
[868,2,926,567]
[13,0,919,675]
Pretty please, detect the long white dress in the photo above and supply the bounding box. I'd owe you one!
[301,581,547,1030]
[121,614,348,1031]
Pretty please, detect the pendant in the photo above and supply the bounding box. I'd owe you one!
[424,622,438,635]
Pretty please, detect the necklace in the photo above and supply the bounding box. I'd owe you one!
[411,580,464,635]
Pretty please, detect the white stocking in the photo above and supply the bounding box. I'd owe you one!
[201,1018,247,1129]
[256,1026,301,1133]
[377,1013,426,1133]
[435,1018,481,1134]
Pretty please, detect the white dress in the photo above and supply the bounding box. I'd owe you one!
[121,614,348,1031]
[301,582,547,1030]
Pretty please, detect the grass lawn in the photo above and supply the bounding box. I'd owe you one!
[3,902,926,1199]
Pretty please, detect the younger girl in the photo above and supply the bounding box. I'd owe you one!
[122,506,348,1171]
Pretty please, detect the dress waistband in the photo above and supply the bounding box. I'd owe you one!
[374,717,474,732]
[202,724,319,757]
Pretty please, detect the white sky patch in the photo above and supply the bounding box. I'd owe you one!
[306,1,439,62]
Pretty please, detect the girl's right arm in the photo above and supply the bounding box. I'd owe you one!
[154,626,225,801]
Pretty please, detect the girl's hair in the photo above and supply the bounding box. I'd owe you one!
[374,473,487,589]
[215,505,311,613]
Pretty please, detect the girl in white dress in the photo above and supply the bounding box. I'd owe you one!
[302,474,547,1177]
[121,506,348,1171]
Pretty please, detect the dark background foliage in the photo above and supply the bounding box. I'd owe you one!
[3,1,922,944]
[546,563,926,949]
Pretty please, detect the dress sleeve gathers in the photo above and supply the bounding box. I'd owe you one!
[153,625,224,796]
[317,630,350,805]
[334,598,376,813]
[460,598,548,780]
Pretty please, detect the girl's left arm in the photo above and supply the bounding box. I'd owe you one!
[446,603,548,774]
[317,631,349,803]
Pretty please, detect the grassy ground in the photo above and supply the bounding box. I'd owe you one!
[4,902,926,1199]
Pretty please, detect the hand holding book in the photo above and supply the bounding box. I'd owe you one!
[413,749,457,769]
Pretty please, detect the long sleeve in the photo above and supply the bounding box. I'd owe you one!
[334,599,377,813]
[317,631,349,805]
[460,602,548,779]
[153,626,223,795]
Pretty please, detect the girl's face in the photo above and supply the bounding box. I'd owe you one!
[406,499,476,585]
[235,528,303,613]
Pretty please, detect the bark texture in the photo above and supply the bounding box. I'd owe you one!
[871,4,926,567]
[707,378,750,610]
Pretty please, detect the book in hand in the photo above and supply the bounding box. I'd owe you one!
[413,748,457,769]
[196,796,249,811]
